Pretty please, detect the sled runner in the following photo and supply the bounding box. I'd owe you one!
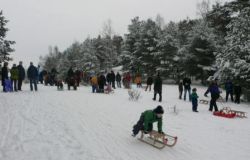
[199,99,209,104]
[230,110,247,118]
[138,130,177,149]
[217,107,247,118]
[213,107,236,118]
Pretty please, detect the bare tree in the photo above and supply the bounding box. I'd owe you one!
[102,19,114,38]
[196,0,211,19]
[155,14,165,29]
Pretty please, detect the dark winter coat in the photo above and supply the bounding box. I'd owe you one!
[110,72,115,82]
[146,77,153,85]
[116,73,121,82]
[17,65,25,80]
[183,77,191,90]
[142,110,162,132]
[27,65,38,79]
[234,85,242,95]
[98,75,106,86]
[225,81,233,92]
[154,76,162,92]
[106,73,111,83]
[1,66,8,86]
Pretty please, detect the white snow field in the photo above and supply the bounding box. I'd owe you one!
[0,84,249,160]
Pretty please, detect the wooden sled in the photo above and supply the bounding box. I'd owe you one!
[230,110,247,118]
[222,107,247,118]
[138,130,177,149]
[199,99,209,104]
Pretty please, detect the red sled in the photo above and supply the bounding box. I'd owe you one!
[213,111,236,118]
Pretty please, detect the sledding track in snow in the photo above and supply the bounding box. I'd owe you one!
[0,84,250,160]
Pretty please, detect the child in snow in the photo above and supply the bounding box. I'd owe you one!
[191,88,199,112]
[132,105,164,137]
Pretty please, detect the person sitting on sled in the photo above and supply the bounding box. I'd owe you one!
[132,105,164,137]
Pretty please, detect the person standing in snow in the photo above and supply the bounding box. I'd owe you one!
[90,75,98,93]
[153,73,162,102]
[234,82,242,104]
[134,73,142,88]
[106,72,111,86]
[37,65,40,84]
[116,72,121,88]
[204,80,220,112]
[110,70,116,89]
[132,105,164,137]
[1,62,9,92]
[225,78,234,102]
[191,88,199,112]
[10,64,19,92]
[183,76,192,101]
[27,62,38,91]
[145,75,153,91]
[178,80,183,99]
[98,73,106,93]
[17,61,25,91]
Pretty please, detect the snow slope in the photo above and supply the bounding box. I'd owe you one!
[0,84,249,160]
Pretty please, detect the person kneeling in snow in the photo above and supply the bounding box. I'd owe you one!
[132,105,164,137]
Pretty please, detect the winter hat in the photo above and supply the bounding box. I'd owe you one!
[153,105,164,114]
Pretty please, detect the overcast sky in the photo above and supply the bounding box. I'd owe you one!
[1,0,231,67]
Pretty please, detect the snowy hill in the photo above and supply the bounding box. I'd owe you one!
[0,84,249,160]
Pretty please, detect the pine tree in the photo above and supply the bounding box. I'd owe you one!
[0,11,15,63]
[218,6,250,87]
[121,17,142,71]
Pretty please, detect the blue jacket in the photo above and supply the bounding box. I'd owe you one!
[205,84,220,99]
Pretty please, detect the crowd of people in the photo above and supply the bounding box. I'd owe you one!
[1,61,37,92]
[1,61,243,111]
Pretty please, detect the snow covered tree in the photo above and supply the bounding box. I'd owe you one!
[121,17,142,71]
[112,35,123,65]
[158,21,178,77]
[0,11,15,63]
[218,6,250,88]
[136,19,162,74]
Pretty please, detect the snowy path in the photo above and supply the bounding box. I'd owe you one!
[0,84,249,160]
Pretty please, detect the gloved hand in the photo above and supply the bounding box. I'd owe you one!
[144,130,149,134]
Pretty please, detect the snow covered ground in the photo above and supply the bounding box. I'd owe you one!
[0,83,249,160]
